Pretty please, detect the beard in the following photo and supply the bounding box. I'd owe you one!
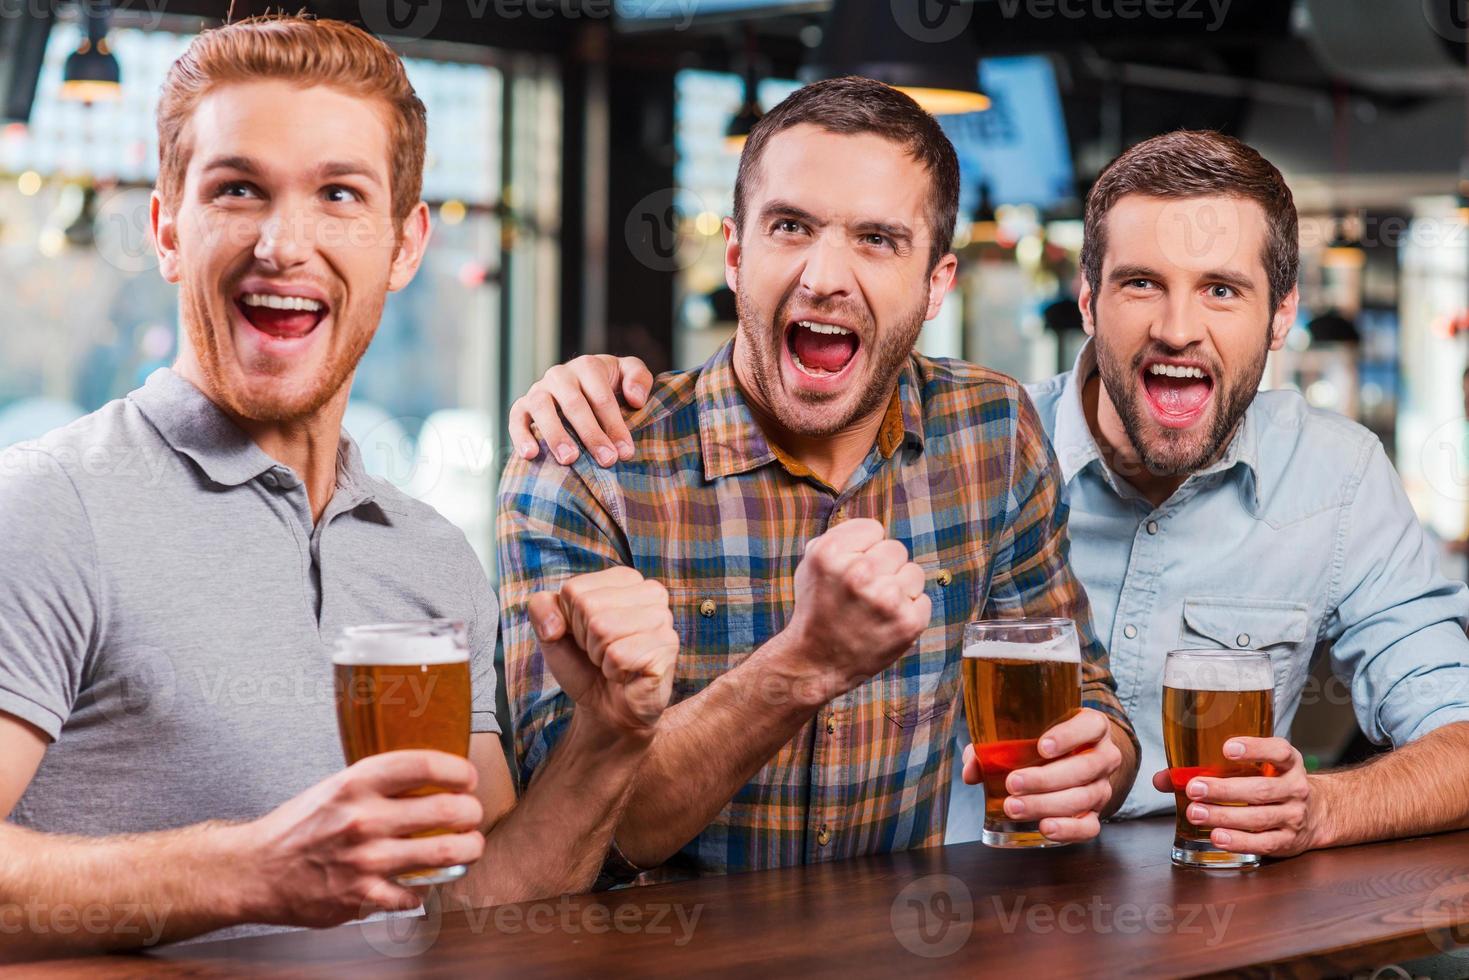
[734,276,927,438]
[1093,324,1268,477]
[179,277,376,425]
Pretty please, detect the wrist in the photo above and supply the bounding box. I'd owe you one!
[563,708,657,761]
[753,628,848,713]
[208,819,279,925]
[1304,773,1339,849]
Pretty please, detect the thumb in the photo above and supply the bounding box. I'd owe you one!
[529,592,596,700]
[617,356,653,408]
[1151,768,1174,794]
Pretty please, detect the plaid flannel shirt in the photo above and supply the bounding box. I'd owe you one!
[498,340,1135,882]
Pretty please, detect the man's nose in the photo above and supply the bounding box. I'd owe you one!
[798,230,857,300]
[253,204,313,271]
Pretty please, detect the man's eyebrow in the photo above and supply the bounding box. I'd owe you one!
[1107,263,1164,284]
[317,159,383,183]
[199,154,259,175]
[197,156,382,184]
[756,200,825,228]
[1197,268,1256,292]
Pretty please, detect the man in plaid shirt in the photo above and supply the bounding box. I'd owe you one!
[499,77,1139,883]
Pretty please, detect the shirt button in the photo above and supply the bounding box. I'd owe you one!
[826,717,836,735]
[832,506,846,524]
[1123,624,1138,639]
[1236,633,1251,647]
[261,473,278,489]
[699,599,717,618]
[936,569,953,588]
[1146,520,1159,535]
[817,827,832,847]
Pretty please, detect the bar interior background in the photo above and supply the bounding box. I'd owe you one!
[4,0,1469,766]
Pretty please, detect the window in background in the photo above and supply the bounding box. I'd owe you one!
[0,20,559,570]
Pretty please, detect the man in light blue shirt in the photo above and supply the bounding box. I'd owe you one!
[507,129,1469,860]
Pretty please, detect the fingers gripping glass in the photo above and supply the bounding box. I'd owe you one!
[962,619,1082,849]
[333,620,473,886]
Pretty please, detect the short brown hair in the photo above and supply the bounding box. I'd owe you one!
[156,14,426,229]
[732,76,961,269]
[1081,130,1299,314]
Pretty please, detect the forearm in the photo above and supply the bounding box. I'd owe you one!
[0,820,253,960]
[1309,721,1469,848]
[613,630,829,869]
[455,712,653,906]
[1102,720,1138,818]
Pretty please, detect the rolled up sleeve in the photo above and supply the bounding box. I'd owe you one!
[1327,441,1469,747]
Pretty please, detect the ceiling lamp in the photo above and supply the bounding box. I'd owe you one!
[61,3,120,103]
[807,0,988,116]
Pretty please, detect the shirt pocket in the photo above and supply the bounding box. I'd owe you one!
[881,556,980,729]
[1177,597,1311,713]
[667,584,774,704]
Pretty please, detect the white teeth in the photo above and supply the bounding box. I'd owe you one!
[241,292,324,313]
[1148,364,1206,380]
[791,351,836,377]
[797,320,852,336]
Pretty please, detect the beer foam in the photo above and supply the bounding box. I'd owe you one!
[332,632,466,666]
[1163,655,1272,692]
[962,637,1081,664]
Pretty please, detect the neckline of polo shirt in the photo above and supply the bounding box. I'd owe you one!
[129,368,277,487]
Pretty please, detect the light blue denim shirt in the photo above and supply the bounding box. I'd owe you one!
[948,341,1469,832]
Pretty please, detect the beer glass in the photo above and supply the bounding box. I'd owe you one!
[962,618,1082,848]
[333,619,472,885]
[1162,650,1275,869]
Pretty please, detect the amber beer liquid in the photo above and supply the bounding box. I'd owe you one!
[333,620,472,885]
[1162,650,1274,869]
[962,619,1082,848]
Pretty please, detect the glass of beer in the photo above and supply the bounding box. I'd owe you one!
[1162,650,1275,870]
[333,619,473,885]
[962,618,1082,848]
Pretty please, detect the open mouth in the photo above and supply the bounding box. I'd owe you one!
[1140,360,1215,429]
[234,290,329,341]
[784,319,861,380]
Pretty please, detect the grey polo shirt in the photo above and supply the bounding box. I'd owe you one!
[0,368,500,844]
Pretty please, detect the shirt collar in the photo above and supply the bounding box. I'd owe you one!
[695,340,925,483]
[129,368,400,515]
[1052,340,1105,486]
[1054,339,1262,506]
[130,369,278,487]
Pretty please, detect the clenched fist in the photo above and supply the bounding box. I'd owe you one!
[528,567,679,737]
[778,518,932,702]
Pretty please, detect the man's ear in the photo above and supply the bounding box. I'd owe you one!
[387,201,433,292]
[152,191,181,285]
[924,252,958,322]
[1269,285,1299,351]
[1078,280,1096,338]
[723,216,740,293]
